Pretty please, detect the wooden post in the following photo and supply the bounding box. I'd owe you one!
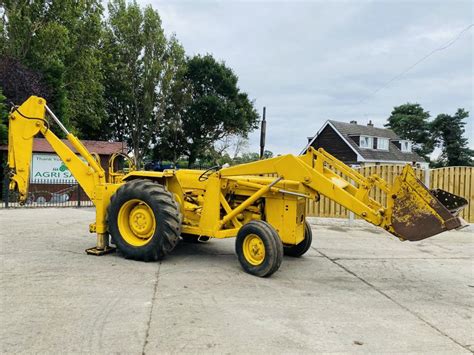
[424,166,430,188]
[348,178,354,224]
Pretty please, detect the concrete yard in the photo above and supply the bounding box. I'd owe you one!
[1,208,473,354]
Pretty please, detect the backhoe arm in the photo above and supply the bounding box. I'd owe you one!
[7,96,105,204]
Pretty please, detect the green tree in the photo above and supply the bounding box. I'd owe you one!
[0,88,8,145]
[385,103,433,160]
[1,0,105,137]
[430,109,473,167]
[232,151,273,165]
[0,6,7,53]
[151,45,191,164]
[0,56,53,141]
[262,150,274,159]
[102,0,185,165]
[156,54,259,167]
[233,152,259,165]
[0,56,52,106]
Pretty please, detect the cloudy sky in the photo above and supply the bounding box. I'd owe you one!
[141,0,473,156]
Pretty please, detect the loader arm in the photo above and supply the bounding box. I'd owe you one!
[220,147,466,241]
[7,96,105,204]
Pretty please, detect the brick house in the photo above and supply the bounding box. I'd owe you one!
[302,120,428,168]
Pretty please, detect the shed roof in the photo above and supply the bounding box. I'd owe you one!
[0,138,126,155]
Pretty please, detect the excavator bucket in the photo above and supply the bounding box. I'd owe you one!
[388,165,467,241]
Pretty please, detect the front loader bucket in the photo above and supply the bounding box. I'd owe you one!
[388,166,467,241]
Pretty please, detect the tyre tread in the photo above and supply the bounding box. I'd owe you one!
[235,220,284,277]
[107,179,182,262]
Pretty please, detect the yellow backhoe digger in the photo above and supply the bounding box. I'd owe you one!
[7,96,468,276]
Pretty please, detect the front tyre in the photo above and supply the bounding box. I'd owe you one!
[235,220,283,277]
[107,180,182,261]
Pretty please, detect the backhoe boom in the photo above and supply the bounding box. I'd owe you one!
[8,96,105,203]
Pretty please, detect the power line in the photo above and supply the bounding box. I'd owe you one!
[356,23,474,105]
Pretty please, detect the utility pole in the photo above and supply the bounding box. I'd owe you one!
[260,107,266,159]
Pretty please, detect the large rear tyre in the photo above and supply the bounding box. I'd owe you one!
[107,179,182,261]
[235,220,283,277]
[283,220,312,257]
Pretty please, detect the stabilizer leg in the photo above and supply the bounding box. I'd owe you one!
[86,233,116,256]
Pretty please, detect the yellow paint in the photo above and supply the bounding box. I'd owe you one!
[242,234,265,265]
[118,199,156,246]
[7,96,466,252]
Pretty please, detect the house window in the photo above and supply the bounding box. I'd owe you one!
[359,136,373,149]
[377,137,389,150]
[400,140,411,152]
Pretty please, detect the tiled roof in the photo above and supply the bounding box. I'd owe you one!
[0,138,126,155]
[321,120,426,163]
[328,120,400,139]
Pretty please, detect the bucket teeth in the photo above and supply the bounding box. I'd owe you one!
[430,189,468,216]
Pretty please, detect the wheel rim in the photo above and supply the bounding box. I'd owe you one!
[242,234,265,266]
[118,199,156,246]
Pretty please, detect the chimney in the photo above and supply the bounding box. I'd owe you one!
[367,120,374,127]
[350,120,357,125]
